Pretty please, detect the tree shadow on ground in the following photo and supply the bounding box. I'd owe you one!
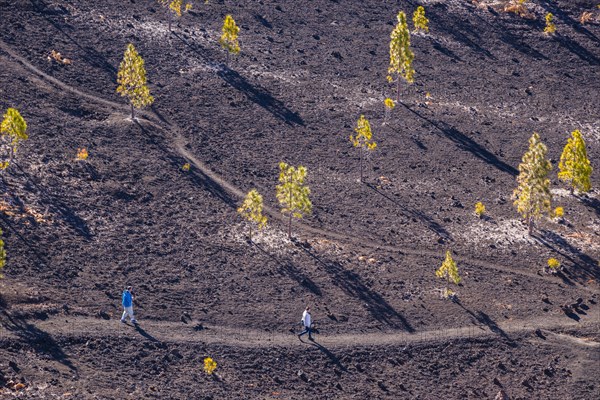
[0,215,48,267]
[533,229,599,283]
[29,0,117,79]
[171,32,304,126]
[3,166,92,240]
[252,241,322,296]
[0,311,76,371]
[297,244,414,332]
[455,301,516,347]
[578,195,600,217]
[365,183,451,241]
[134,120,237,208]
[400,102,518,176]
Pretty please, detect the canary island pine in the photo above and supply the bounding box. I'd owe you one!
[388,11,415,102]
[413,6,429,33]
[512,132,552,235]
[117,44,154,119]
[554,206,564,219]
[219,14,240,65]
[349,115,377,183]
[544,13,556,35]
[157,0,194,31]
[436,250,461,299]
[0,228,6,279]
[0,107,28,170]
[237,189,268,240]
[474,202,485,218]
[558,130,592,194]
[276,162,312,239]
[203,357,217,375]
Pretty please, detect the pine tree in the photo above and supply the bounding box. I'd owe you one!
[276,162,311,239]
[219,14,240,65]
[117,44,154,119]
[512,132,553,235]
[237,189,267,240]
[544,13,556,35]
[558,129,592,194]
[349,115,377,183]
[0,107,28,170]
[157,0,194,31]
[387,11,415,102]
[413,6,429,33]
[436,250,460,299]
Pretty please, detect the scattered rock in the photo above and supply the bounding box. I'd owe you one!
[495,390,510,400]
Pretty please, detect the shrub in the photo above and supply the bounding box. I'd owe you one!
[203,357,217,374]
[117,44,154,119]
[182,162,191,172]
[237,189,267,240]
[76,148,88,161]
[436,250,461,299]
[413,6,429,33]
[474,202,485,218]
[504,0,533,18]
[219,15,240,65]
[349,115,377,182]
[554,206,564,219]
[512,133,552,235]
[0,107,28,170]
[558,130,592,194]
[276,162,311,239]
[544,13,556,35]
[387,11,414,102]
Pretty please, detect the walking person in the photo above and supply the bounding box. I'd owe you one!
[298,306,313,341]
[121,286,137,324]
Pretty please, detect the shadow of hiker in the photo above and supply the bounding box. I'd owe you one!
[297,244,414,332]
[217,68,304,126]
[252,241,322,296]
[133,120,237,208]
[0,311,77,371]
[134,323,160,343]
[533,229,599,283]
[455,301,516,347]
[365,183,452,241]
[399,102,518,176]
[306,339,347,372]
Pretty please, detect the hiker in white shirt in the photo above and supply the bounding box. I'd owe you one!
[298,306,313,341]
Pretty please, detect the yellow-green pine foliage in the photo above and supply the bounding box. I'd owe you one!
[203,357,217,374]
[413,6,429,33]
[544,13,556,34]
[388,11,415,101]
[547,258,560,270]
[554,206,564,218]
[384,98,395,109]
[474,202,485,218]
[512,132,552,234]
[0,228,5,278]
[558,130,592,193]
[117,44,154,118]
[219,14,240,62]
[349,115,377,182]
[158,0,193,30]
[0,107,28,170]
[276,162,312,238]
[237,189,268,239]
[436,250,461,286]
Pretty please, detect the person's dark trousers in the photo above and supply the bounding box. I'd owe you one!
[298,326,313,340]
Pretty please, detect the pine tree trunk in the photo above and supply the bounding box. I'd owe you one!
[249,225,252,242]
[288,213,292,239]
[131,103,135,120]
[168,12,172,31]
[397,76,401,103]
[528,216,533,236]
[359,149,363,183]
[226,50,230,66]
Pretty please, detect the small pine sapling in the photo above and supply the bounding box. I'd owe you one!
[276,162,312,239]
[558,130,592,194]
[237,189,267,240]
[350,115,377,183]
[474,202,485,218]
[546,258,561,274]
[182,163,191,172]
[0,228,5,278]
[554,206,564,219]
[76,148,88,161]
[544,13,556,35]
[0,108,28,170]
[219,14,240,65]
[512,132,553,235]
[203,357,217,374]
[413,6,429,33]
[117,44,154,119]
[436,250,461,299]
[383,97,395,123]
[157,1,194,31]
[387,11,415,102]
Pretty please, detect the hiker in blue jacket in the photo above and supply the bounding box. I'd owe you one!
[121,286,137,324]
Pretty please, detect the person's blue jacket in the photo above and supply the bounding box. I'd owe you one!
[122,290,132,307]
